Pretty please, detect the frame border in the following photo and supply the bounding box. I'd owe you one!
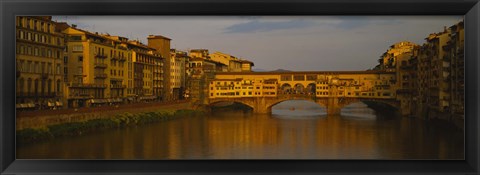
[1,0,479,174]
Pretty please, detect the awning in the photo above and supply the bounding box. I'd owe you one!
[47,102,55,107]
[91,99,107,104]
[27,103,35,108]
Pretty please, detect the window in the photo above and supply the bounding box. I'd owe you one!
[19,45,25,54]
[34,47,39,56]
[18,17,23,27]
[19,31,24,39]
[78,56,83,62]
[72,45,83,51]
[56,64,61,74]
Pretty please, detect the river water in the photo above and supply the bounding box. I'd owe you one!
[17,101,464,159]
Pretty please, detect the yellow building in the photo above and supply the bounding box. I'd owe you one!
[61,25,129,107]
[127,40,163,102]
[444,21,465,115]
[147,35,171,101]
[170,49,188,100]
[210,71,396,100]
[16,16,65,110]
[377,41,418,71]
[240,59,254,72]
[209,51,243,72]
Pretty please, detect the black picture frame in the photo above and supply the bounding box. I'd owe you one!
[1,0,479,174]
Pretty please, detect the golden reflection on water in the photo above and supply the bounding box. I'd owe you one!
[17,103,464,159]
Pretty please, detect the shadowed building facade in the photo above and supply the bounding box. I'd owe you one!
[16,16,66,110]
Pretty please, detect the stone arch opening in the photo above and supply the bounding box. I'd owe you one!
[306,83,316,95]
[280,83,292,94]
[209,100,254,112]
[339,99,399,116]
[293,83,305,94]
[270,99,327,116]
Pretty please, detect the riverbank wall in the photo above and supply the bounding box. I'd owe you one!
[16,101,195,130]
[16,101,205,145]
[425,108,464,131]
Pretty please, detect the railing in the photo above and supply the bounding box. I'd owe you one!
[110,84,126,89]
[68,83,107,88]
[94,73,108,79]
[94,62,108,68]
[41,73,49,79]
[94,54,107,59]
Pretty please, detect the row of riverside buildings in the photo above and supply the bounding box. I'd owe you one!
[373,20,464,119]
[15,16,254,110]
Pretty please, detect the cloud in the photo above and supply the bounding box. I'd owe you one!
[224,19,316,33]
[333,16,404,30]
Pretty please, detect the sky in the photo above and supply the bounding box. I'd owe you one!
[52,16,463,71]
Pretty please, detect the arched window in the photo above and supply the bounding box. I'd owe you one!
[41,79,46,96]
[48,79,52,95]
[17,78,24,95]
[27,78,32,94]
[34,79,39,96]
[56,80,61,93]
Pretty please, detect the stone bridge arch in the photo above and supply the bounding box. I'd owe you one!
[208,98,256,110]
[208,96,400,115]
[337,97,400,111]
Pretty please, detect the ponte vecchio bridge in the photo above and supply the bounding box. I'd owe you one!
[207,71,401,115]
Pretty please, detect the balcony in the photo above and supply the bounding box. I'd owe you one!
[41,73,49,79]
[94,53,107,59]
[94,73,108,79]
[94,62,108,68]
[442,67,451,72]
[442,55,450,62]
[119,57,127,62]
[400,65,413,70]
[68,83,107,88]
[396,89,413,94]
[110,84,126,89]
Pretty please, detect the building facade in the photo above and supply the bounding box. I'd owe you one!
[16,16,66,110]
[147,35,171,101]
[61,26,129,108]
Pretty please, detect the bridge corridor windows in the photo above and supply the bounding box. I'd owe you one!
[280,83,292,94]
[293,83,305,94]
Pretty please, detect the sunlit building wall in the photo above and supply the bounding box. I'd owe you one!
[170,49,188,100]
[16,16,65,109]
[210,72,396,100]
[61,25,129,108]
[147,35,171,101]
[127,40,163,101]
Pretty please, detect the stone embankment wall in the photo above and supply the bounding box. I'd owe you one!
[17,101,195,130]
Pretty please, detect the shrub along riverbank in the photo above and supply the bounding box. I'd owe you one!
[17,109,204,146]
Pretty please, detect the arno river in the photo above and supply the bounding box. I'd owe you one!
[17,101,464,159]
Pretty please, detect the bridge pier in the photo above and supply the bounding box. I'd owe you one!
[326,97,341,115]
[327,106,342,115]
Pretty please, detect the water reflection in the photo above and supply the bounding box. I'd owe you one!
[17,101,464,159]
